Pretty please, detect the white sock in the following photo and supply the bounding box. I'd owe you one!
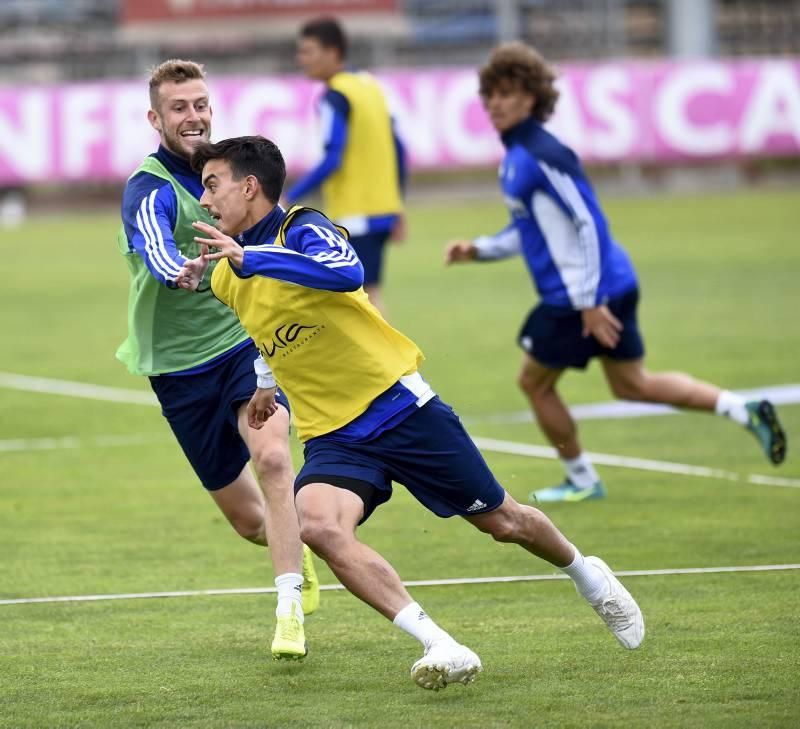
[562,454,601,489]
[393,601,452,648]
[715,390,749,426]
[275,572,304,622]
[560,547,608,603]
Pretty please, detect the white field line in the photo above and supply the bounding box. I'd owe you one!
[0,434,163,453]
[463,384,800,425]
[471,436,800,489]
[0,372,157,406]
[2,563,798,607]
[1,372,797,487]
[3,371,798,423]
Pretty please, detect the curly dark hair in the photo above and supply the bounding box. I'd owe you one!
[478,42,560,123]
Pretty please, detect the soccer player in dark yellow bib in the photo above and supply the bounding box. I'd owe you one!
[287,17,406,317]
[177,136,645,691]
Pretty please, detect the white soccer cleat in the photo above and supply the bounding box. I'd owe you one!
[411,640,482,691]
[584,556,645,650]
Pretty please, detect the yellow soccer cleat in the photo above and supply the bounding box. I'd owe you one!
[301,544,320,616]
[271,603,307,661]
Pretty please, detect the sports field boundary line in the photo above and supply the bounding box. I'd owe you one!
[471,436,800,488]
[463,384,800,425]
[3,371,798,423]
[2,563,798,607]
[2,432,798,488]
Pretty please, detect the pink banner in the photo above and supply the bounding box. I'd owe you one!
[1,59,799,185]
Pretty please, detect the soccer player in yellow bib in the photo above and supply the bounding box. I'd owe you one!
[286,16,406,317]
[176,136,645,691]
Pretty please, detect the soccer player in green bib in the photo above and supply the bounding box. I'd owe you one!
[116,60,318,660]
[176,135,645,691]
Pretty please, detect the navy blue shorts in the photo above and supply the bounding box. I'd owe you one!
[149,343,291,491]
[518,288,645,370]
[349,231,390,286]
[295,397,506,524]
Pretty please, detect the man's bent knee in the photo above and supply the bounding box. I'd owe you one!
[298,517,349,557]
[230,512,267,545]
[471,510,520,543]
[250,441,294,486]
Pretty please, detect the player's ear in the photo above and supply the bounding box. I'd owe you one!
[147,109,161,132]
[244,174,259,200]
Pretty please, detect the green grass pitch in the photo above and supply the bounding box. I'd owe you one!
[1,187,799,728]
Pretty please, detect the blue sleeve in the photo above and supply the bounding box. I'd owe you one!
[393,120,407,194]
[285,90,349,203]
[121,173,188,287]
[523,151,604,308]
[240,212,363,292]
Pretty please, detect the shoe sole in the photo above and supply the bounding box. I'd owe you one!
[757,401,787,465]
[529,487,606,503]
[272,643,308,661]
[412,662,482,691]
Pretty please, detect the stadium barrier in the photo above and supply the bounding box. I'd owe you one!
[1,58,798,185]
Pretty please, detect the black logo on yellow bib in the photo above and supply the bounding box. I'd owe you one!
[261,323,321,358]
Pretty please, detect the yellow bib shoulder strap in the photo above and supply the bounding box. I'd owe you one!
[278,205,350,246]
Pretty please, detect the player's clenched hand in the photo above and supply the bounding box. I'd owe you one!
[444,240,477,265]
[581,305,623,348]
[192,221,244,268]
[247,387,278,429]
[175,244,209,291]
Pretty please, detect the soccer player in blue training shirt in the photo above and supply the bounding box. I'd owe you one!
[285,16,406,316]
[116,60,318,660]
[445,42,787,503]
[176,135,645,691]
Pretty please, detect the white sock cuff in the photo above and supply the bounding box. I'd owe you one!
[715,390,749,425]
[561,545,582,572]
[274,572,303,588]
[392,601,422,626]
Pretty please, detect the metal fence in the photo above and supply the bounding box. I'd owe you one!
[1,0,799,83]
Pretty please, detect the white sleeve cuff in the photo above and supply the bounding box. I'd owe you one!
[254,356,276,389]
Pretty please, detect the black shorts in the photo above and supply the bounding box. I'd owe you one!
[296,397,505,525]
[149,343,291,491]
[349,231,390,286]
[518,288,645,370]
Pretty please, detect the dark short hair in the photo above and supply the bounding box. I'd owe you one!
[190,136,286,203]
[299,16,348,59]
[478,42,560,123]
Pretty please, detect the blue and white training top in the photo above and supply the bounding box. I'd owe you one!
[121,144,199,288]
[475,117,638,309]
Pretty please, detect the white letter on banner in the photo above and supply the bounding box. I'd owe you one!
[548,78,585,156]
[655,64,734,155]
[62,87,106,177]
[739,62,800,152]
[111,86,157,177]
[382,79,438,166]
[441,74,498,164]
[0,91,50,180]
[586,67,635,159]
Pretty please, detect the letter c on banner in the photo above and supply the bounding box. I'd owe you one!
[655,64,734,156]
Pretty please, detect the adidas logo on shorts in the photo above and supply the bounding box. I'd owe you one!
[466,499,488,512]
